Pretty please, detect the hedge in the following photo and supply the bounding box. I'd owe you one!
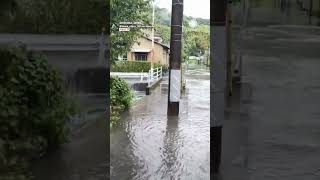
[111,61,169,74]
[0,45,75,179]
[111,61,151,72]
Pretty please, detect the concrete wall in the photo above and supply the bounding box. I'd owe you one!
[0,34,108,94]
[127,37,169,65]
[42,50,107,94]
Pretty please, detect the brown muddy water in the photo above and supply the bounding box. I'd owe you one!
[110,66,210,180]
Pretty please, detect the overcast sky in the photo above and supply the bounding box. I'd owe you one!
[155,0,210,19]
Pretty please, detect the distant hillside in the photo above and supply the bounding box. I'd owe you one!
[155,6,209,26]
[155,7,171,25]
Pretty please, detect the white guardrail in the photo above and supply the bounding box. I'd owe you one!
[111,66,162,86]
[146,66,162,86]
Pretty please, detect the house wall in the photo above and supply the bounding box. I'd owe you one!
[127,37,169,65]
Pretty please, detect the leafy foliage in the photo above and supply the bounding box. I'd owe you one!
[183,24,210,58]
[111,61,168,74]
[154,63,169,74]
[110,77,133,108]
[110,77,133,125]
[111,61,151,72]
[155,24,170,45]
[0,45,75,179]
[0,0,106,34]
[153,6,210,60]
[111,0,151,61]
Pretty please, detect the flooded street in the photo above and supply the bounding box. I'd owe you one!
[110,65,210,180]
[241,28,320,180]
[31,95,108,180]
[217,1,320,179]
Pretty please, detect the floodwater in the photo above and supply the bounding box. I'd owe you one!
[110,65,210,180]
[31,115,108,180]
[217,1,320,179]
[31,95,108,180]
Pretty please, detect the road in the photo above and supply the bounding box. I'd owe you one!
[217,25,320,180]
[110,65,210,180]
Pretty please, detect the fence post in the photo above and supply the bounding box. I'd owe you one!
[160,66,163,79]
[148,70,151,86]
[157,68,159,80]
[151,68,154,82]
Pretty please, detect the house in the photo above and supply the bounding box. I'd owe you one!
[120,35,170,65]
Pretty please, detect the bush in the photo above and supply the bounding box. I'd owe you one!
[110,76,133,126]
[0,45,75,179]
[111,61,151,72]
[110,76,133,107]
[111,61,169,74]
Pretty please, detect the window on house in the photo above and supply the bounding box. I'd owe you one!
[122,54,127,61]
[135,52,148,61]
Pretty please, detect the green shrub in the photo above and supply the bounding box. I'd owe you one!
[0,45,75,179]
[110,76,133,125]
[111,61,151,72]
[111,61,170,74]
[110,76,133,107]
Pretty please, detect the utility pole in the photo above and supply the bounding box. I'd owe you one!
[226,0,233,97]
[167,0,184,116]
[211,0,227,174]
[151,0,156,68]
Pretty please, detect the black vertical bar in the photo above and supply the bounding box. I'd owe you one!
[211,0,227,176]
[168,0,184,116]
[106,0,111,179]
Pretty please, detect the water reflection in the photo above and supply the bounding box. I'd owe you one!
[158,116,180,179]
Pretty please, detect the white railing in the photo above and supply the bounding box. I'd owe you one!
[111,66,163,86]
[147,66,162,86]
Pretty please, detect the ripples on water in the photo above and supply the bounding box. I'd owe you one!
[110,69,210,180]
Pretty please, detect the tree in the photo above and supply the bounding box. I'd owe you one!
[155,24,170,45]
[110,0,151,62]
[183,23,209,58]
[0,0,107,34]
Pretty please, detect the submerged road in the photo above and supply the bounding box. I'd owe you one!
[110,65,210,180]
[31,115,108,180]
[218,26,320,180]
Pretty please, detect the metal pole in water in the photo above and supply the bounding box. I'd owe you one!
[226,0,233,97]
[211,0,227,174]
[151,0,156,68]
[167,0,184,116]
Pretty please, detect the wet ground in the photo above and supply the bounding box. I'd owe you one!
[217,22,320,180]
[31,101,108,180]
[110,65,210,180]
